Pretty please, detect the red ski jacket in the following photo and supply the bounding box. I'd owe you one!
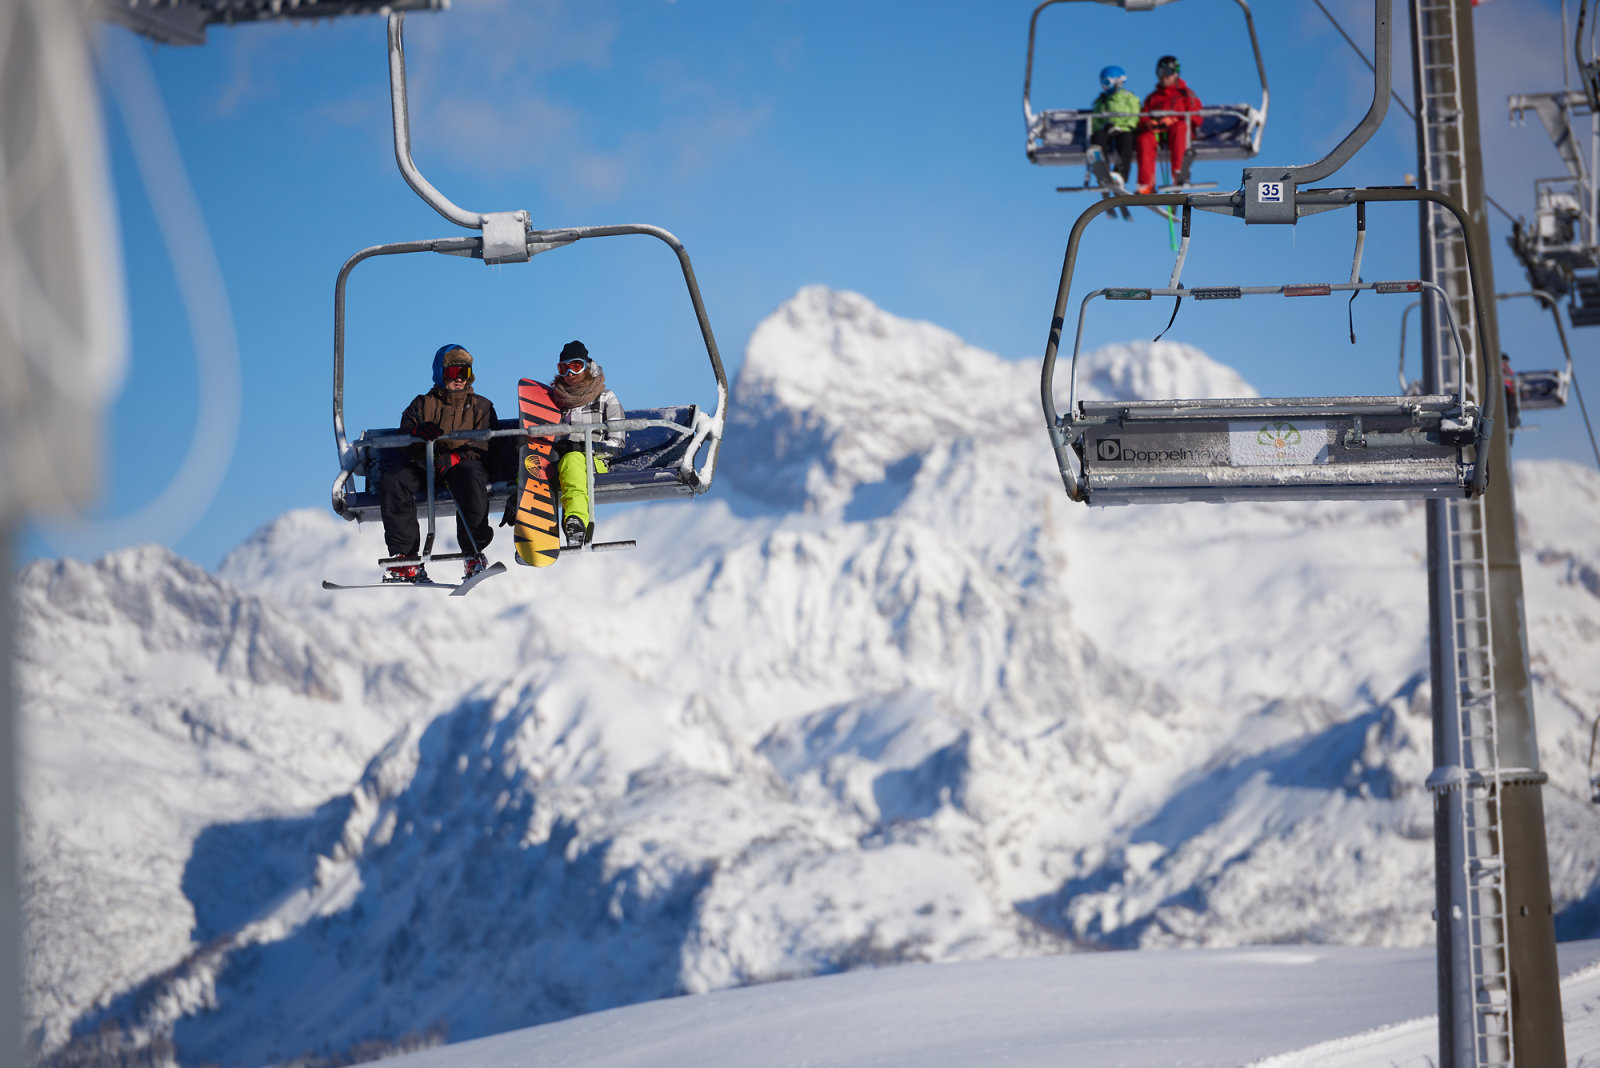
[1141,77,1203,134]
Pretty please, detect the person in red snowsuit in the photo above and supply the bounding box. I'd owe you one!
[1135,55,1203,193]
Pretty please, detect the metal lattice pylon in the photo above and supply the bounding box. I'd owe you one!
[1413,0,1514,1063]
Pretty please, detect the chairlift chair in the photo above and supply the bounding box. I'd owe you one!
[1400,290,1573,415]
[1022,0,1269,180]
[328,15,728,565]
[1038,1,1498,507]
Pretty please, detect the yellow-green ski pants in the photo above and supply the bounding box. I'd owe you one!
[556,450,608,527]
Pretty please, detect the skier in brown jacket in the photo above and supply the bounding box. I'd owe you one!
[381,344,499,582]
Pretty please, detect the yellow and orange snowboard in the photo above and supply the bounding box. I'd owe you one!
[513,378,561,567]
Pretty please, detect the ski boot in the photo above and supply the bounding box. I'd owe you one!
[562,515,588,549]
[383,558,429,584]
[463,554,489,581]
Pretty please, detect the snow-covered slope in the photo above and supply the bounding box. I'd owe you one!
[375,939,1600,1068]
[18,286,1600,1065]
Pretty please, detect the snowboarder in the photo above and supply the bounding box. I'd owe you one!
[1135,54,1203,194]
[381,343,499,582]
[1088,65,1140,187]
[549,341,625,549]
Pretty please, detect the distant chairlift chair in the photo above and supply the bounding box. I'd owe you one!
[1401,290,1573,418]
[328,14,728,565]
[1022,0,1269,177]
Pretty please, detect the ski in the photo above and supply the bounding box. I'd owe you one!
[321,561,507,596]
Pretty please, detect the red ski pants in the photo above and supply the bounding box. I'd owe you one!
[1135,121,1191,191]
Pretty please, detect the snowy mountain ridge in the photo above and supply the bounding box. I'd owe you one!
[18,286,1600,1066]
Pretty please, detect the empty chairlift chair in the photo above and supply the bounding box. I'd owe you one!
[1041,192,1499,506]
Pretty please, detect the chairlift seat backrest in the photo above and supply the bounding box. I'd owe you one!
[1513,370,1570,410]
[1028,105,1260,167]
[332,405,703,523]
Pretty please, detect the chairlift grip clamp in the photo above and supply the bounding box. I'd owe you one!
[480,210,532,265]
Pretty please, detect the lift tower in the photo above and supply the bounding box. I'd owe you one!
[1409,1,1565,1063]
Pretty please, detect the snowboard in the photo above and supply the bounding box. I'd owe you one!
[513,378,562,568]
[322,561,507,597]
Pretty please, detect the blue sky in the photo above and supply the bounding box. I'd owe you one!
[28,0,1594,568]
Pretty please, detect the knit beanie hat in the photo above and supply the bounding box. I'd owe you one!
[559,340,589,364]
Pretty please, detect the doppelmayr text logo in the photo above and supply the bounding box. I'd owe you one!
[1095,438,1218,464]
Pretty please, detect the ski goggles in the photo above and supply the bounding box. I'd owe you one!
[558,357,591,375]
[1101,75,1125,89]
[1157,60,1181,77]
[441,364,471,382]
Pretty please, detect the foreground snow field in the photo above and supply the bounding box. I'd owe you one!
[379,940,1600,1068]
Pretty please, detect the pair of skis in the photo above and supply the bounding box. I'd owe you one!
[321,560,507,596]
[324,378,630,596]
[1059,148,1216,222]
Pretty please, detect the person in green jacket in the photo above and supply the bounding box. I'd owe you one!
[1088,65,1140,186]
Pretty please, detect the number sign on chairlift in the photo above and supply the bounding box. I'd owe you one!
[1022,0,1270,187]
[328,14,729,570]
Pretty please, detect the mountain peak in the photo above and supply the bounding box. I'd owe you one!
[723,287,1035,513]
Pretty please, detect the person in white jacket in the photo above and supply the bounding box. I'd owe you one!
[548,340,624,547]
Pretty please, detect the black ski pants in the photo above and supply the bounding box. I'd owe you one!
[380,458,493,558]
[1091,127,1135,181]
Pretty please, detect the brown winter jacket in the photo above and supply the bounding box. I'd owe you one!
[399,387,498,468]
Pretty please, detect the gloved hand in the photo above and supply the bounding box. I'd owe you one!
[414,422,443,442]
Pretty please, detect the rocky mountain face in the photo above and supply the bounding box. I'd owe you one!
[18,286,1600,1066]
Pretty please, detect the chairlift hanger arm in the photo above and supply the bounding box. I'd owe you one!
[388,14,505,232]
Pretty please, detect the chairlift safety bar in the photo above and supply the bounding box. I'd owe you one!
[1063,279,1474,421]
[350,420,684,566]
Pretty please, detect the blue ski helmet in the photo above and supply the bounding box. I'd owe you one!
[1099,65,1126,89]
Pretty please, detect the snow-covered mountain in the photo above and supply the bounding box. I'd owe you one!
[18,286,1600,1066]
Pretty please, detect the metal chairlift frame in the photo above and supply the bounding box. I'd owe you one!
[1038,0,1498,506]
[1022,0,1270,171]
[1507,66,1600,326]
[1579,0,1600,111]
[1400,290,1573,412]
[329,14,729,563]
